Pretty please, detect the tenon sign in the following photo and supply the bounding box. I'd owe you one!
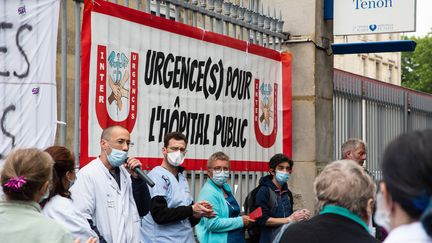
[334,0,416,35]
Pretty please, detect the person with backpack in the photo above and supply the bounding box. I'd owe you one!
[196,152,255,243]
[251,153,310,243]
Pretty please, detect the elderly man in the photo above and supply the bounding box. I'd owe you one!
[341,138,367,167]
[279,160,379,243]
[71,125,149,243]
[141,132,215,243]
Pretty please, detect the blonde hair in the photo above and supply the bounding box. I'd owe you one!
[1,148,54,201]
[314,160,375,218]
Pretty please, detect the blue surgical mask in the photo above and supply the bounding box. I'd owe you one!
[212,171,230,186]
[275,171,290,185]
[107,147,128,167]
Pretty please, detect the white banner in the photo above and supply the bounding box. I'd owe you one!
[0,0,59,161]
[81,1,292,171]
[334,0,416,35]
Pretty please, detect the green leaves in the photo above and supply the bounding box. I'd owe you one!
[401,33,432,94]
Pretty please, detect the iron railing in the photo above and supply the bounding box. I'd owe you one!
[334,69,432,181]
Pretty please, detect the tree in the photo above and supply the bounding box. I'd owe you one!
[401,34,432,94]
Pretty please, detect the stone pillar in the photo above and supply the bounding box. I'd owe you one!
[267,0,334,212]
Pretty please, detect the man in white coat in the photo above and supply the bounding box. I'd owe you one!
[71,125,147,243]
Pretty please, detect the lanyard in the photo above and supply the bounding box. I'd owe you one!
[320,205,369,232]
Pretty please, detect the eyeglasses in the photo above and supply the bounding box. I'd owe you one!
[210,167,230,173]
[167,146,187,153]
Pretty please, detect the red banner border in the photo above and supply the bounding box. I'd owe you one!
[80,0,292,172]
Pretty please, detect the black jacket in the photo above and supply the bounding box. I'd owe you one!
[255,175,293,243]
[279,213,380,243]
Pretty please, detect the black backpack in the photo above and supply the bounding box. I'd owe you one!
[244,186,277,243]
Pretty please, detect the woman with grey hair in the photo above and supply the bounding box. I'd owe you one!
[196,152,255,243]
[278,160,380,243]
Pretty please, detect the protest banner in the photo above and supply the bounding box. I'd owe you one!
[81,0,292,171]
[0,0,59,161]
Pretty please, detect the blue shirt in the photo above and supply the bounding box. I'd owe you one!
[225,190,245,243]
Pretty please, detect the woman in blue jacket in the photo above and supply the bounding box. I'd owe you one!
[197,152,254,243]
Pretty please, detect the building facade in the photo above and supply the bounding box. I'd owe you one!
[334,33,401,85]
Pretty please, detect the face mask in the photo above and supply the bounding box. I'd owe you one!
[275,171,290,185]
[212,171,230,186]
[107,147,128,167]
[68,177,76,189]
[167,150,185,167]
[374,191,391,232]
[39,186,50,203]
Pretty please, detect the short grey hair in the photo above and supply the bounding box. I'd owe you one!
[341,138,366,159]
[314,160,375,218]
[207,152,230,169]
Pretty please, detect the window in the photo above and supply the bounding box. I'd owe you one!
[388,65,393,84]
[376,61,381,81]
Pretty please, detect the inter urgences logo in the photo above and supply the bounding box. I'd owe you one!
[95,45,138,132]
[254,79,277,148]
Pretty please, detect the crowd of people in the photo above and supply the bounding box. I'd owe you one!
[0,125,431,243]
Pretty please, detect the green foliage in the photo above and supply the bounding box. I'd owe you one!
[401,34,432,94]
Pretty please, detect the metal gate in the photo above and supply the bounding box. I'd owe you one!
[334,69,432,181]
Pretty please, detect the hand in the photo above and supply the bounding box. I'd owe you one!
[242,215,255,228]
[192,201,215,218]
[198,201,217,218]
[73,237,97,243]
[289,209,311,222]
[125,157,142,179]
[198,200,213,211]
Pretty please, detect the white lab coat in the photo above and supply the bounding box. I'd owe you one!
[42,194,99,242]
[70,157,140,243]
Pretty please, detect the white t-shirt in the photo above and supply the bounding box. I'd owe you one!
[141,166,194,243]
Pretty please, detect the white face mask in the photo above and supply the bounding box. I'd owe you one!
[39,186,50,203]
[167,150,185,167]
[374,191,392,232]
[68,176,76,189]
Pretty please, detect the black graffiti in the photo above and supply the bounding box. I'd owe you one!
[0,104,16,159]
[0,22,32,78]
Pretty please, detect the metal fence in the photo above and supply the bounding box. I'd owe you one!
[334,69,432,181]
[61,0,287,207]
